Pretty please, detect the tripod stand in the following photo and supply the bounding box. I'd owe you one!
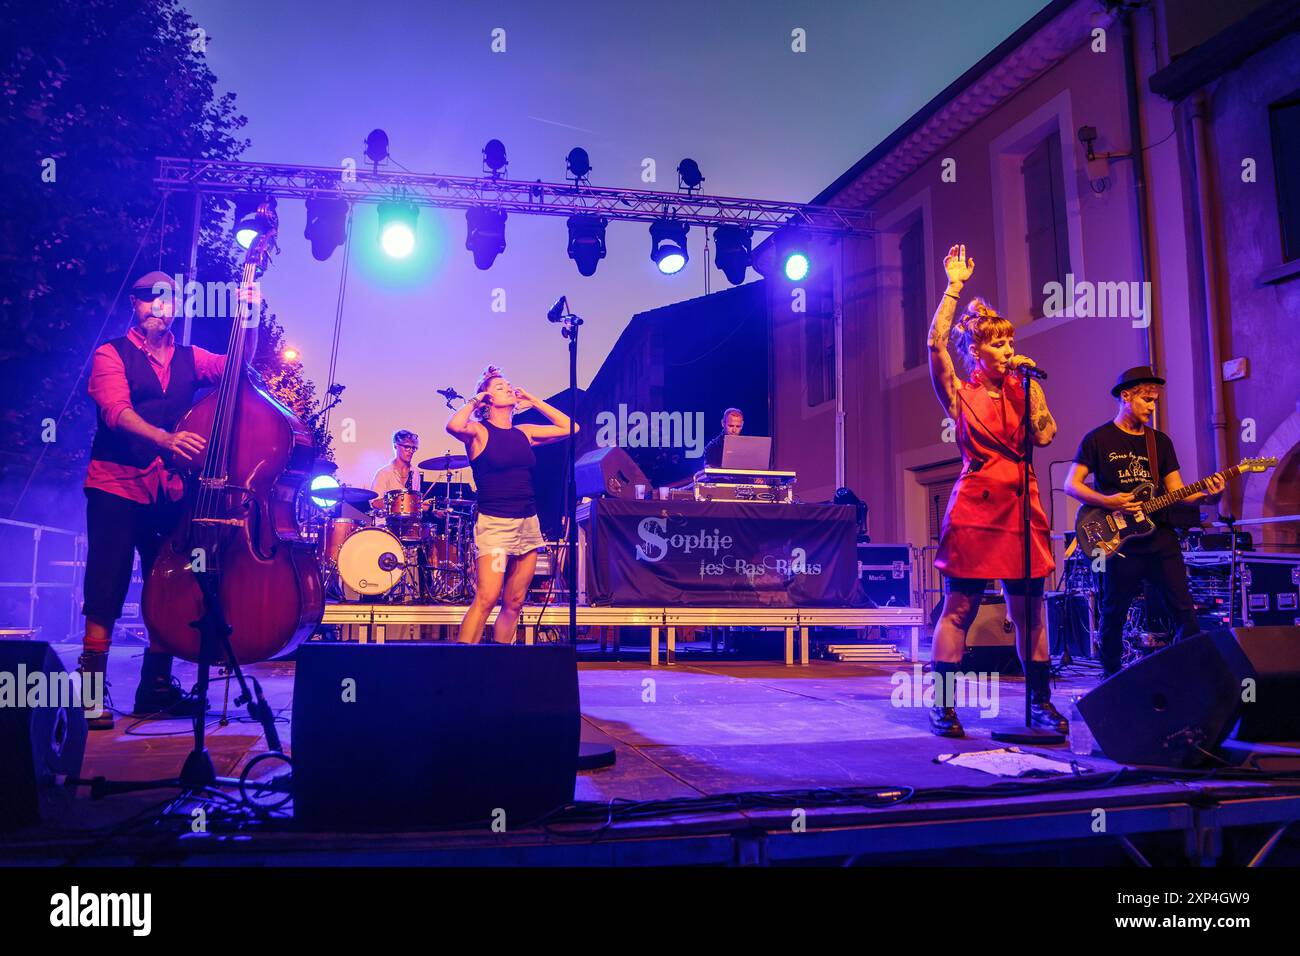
[88,568,289,806]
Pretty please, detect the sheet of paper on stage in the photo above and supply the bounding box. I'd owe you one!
[936,747,1085,777]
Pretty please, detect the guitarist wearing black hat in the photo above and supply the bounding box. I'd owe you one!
[1063,366,1225,677]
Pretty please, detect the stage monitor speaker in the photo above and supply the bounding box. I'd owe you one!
[961,597,1020,674]
[1077,631,1249,768]
[291,643,580,830]
[575,446,648,500]
[0,640,88,832]
[1215,625,1300,742]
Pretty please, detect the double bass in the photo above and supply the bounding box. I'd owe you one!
[143,200,323,664]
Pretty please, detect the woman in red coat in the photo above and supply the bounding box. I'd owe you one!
[926,244,1067,738]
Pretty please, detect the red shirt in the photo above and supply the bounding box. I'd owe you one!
[85,327,225,503]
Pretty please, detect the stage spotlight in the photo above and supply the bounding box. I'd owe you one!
[364,129,389,167]
[713,224,753,285]
[650,218,690,275]
[784,251,810,281]
[233,194,277,249]
[309,473,341,510]
[567,215,607,276]
[377,201,418,258]
[466,206,508,269]
[566,147,592,182]
[777,231,811,281]
[677,158,705,192]
[482,139,508,177]
[303,196,349,261]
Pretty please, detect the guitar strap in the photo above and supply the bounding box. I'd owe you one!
[1143,426,1159,486]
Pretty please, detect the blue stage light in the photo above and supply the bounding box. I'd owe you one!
[309,474,341,510]
[378,202,418,258]
[650,218,689,275]
[783,251,810,282]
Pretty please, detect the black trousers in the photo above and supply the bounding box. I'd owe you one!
[82,488,181,636]
[1097,546,1199,676]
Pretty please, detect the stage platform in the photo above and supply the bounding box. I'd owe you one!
[321,601,928,664]
[4,641,1298,867]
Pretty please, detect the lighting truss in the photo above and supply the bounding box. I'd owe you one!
[156,157,874,239]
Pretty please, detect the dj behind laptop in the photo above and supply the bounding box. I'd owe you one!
[693,436,797,504]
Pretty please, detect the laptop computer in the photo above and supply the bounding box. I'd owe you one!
[720,435,772,470]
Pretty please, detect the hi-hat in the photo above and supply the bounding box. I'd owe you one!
[418,454,470,472]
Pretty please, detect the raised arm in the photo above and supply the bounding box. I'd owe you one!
[929,244,971,419]
[446,392,487,444]
[513,387,579,446]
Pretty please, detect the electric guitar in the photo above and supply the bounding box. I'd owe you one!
[1074,456,1276,558]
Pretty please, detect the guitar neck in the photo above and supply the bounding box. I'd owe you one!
[1145,466,1237,513]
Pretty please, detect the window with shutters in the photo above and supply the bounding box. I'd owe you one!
[899,215,927,370]
[924,475,959,545]
[1022,129,1071,318]
[1270,93,1300,263]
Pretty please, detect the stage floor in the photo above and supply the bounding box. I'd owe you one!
[7,640,1300,866]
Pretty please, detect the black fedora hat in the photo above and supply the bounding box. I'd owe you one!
[1111,365,1165,397]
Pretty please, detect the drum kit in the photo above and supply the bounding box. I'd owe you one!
[301,454,479,604]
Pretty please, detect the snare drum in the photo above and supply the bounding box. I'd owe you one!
[338,527,406,595]
[384,490,422,519]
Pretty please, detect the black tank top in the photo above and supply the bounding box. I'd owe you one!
[470,421,537,518]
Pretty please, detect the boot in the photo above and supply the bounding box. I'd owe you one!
[131,652,208,719]
[1026,660,1068,735]
[77,650,114,732]
[928,660,965,738]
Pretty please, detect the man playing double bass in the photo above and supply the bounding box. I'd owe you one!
[78,271,257,730]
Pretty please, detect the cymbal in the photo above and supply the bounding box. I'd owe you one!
[418,454,470,472]
[311,485,379,507]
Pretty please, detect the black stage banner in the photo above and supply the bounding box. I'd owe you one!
[585,498,857,606]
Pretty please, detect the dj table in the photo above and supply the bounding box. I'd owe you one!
[580,498,858,607]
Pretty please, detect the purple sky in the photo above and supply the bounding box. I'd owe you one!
[186,0,1047,485]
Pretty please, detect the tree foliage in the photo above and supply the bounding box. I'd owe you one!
[0,0,326,523]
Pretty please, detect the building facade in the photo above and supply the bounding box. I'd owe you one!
[770,0,1300,582]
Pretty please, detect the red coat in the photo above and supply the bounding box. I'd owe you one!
[935,376,1055,580]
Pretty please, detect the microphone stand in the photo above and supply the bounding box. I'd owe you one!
[992,367,1065,744]
[552,309,582,646]
[550,298,616,770]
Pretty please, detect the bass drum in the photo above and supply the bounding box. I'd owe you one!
[320,517,359,564]
[338,527,406,596]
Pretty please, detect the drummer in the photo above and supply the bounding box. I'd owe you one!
[371,429,421,509]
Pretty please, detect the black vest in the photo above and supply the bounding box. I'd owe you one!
[89,336,199,468]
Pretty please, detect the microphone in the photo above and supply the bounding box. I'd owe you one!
[547,295,568,323]
[1018,364,1048,381]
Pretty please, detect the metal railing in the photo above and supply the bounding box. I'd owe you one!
[0,517,85,639]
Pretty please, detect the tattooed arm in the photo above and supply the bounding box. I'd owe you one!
[1026,377,1057,446]
[929,244,971,419]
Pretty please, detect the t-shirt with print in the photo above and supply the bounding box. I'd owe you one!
[1073,423,1181,554]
